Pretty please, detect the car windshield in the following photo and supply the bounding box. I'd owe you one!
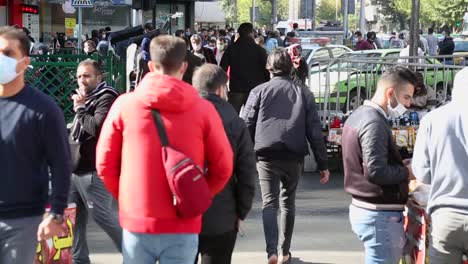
[301,49,314,59]
[328,53,381,72]
[454,41,468,52]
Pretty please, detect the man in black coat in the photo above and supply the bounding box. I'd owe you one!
[220,22,269,113]
[438,30,455,65]
[192,64,257,264]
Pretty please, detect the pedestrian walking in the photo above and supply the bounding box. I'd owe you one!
[412,67,468,264]
[438,30,455,64]
[0,26,71,263]
[241,48,330,264]
[220,22,269,113]
[286,44,308,86]
[96,35,233,264]
[69,59,122,264]
[342,66,417,264]
[136,37,151,84]
[191,34,216,64]
[426,28,439,56]
[193,64,257,264]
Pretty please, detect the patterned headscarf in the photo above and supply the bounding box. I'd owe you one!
[287,44,302,69]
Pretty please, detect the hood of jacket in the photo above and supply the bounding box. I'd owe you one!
[136,72,200,112]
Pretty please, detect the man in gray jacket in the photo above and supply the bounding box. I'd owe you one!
[342,66,417,264]
[242,48,329,264]
[412,68,468,264]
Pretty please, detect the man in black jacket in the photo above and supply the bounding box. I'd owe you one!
[342,66,416,264]
[438,30,455,65]
[193,64,257,264]
[69,59,122,264]
[241,49,329,264]
[220,22,269,113]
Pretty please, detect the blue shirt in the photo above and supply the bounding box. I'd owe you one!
[0,85,71,218]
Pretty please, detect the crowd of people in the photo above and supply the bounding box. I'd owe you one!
[0,20,467,264]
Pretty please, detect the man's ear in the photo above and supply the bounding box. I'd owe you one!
[148,61,155,72]
[179,61,188,75]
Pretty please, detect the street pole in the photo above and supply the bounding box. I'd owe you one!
[251,0,256,27]
[343,0,349,45]
[78,7,82,51]
[335,0,338,21]
[359,0,366,33]
[410,0,420,63]
[272,0,278,29]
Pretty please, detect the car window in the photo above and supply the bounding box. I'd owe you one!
[329,53,380,72]
[330,47,348,58]
[313,48,331,61]
[455,41,468,52]
[302,49,313,60]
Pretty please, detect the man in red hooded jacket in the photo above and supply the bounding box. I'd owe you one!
[96,35,233,264]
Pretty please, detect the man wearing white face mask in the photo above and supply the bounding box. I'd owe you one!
[0,26,71,263]
[342,66,417,264]
[215,38,227,65]
[190,34,216,64]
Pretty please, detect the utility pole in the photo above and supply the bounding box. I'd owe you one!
[359,0,366,33]
[409,0,420,62]
[343,0,349,45]
[251,0,256,27]
[272,0,278,29]
[335,0,338,20]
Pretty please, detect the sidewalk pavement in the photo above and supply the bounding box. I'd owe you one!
[87,172,365,263]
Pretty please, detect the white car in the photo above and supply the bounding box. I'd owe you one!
[300,44,352,67]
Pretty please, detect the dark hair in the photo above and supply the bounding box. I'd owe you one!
[219,29,227,36]
[192,64,228,94]
[428,28,434,34]
[144,23,154,32]
[293,23,299,29]
[379,66,418,92]
[175,30,184,37]
[238,23,254,38]
[355,31,362,37]
[266,48,293,76]
[78,59,102,76]
[91,29,99,38]
[443,29,451,35]
[367,31,375,40]
[0,26,31,56]
[99,28,106,34]
[217,37,227,44]
[85,39,96,48]
[150,35,187,74]
[413,72,427,96]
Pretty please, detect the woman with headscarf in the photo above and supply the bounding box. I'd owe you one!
[136,37,151,85]
[287,44,309,86]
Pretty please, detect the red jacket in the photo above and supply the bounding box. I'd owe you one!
[96,73,233,234]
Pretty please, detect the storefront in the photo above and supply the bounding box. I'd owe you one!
[141,1,195,34]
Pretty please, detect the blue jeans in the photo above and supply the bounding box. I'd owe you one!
[123,230,198,264]
[349,204,405,264]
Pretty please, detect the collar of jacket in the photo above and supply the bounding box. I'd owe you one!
[363,100,388,118]
[85,82,118,105]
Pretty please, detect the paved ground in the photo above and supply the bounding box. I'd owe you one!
[87,171,365,264]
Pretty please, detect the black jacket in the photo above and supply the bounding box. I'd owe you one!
[438,37,455,56]
[70,83,118,174]
[220,37,269,93]
[183,51,203,85]
[342,101,409,208]
[193,47,217,65]
[241,76,328,170]
[201,94,256,235]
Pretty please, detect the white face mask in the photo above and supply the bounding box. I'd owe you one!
[0,54,24,85]
[388,93,408,118]
[217,44,225,51]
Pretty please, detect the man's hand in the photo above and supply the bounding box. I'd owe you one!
[37,216,66,241]
[320,169,330,184]
[403,159,415,180]
[72,88,86,111]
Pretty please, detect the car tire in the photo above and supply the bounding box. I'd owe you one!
[343,90,366,113]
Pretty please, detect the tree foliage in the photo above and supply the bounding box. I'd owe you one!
[317,0,340,22]
[236,0,288,26]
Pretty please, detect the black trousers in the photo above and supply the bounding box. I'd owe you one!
[196,230,238,264]
[228,92,249,114]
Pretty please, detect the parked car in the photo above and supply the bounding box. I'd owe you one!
[453,38,468,65]
[300,44,352,67]
[309,49,456,112]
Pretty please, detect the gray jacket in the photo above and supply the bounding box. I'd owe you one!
[241,76,328,170]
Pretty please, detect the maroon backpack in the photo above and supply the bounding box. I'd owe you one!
[151,110,213,218]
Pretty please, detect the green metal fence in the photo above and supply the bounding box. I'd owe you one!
[25,52,126,123]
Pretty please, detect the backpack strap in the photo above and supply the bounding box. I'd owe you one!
[151,110,169,147]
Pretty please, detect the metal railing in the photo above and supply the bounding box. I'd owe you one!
[307,54,465,128]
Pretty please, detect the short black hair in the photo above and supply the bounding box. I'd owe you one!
[443,29,451,35]
[293,23,299,29]
[150,35,187,74]
[0,26,31,56]
[192,64,228,94]
[238,23,254,38]
[355,31,362,37]
[144,23,154,32]
[428,28,434,34]
[379,66,418,92]
[266,48,293,76]
[105,26,111,32]
[367,31,375,39]
[219,29,227,36]
[175,30,184,37]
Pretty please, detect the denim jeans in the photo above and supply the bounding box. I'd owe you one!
[69,171,122,264]
[123,230,198,264]
[349,204,405,264]
[0,215,42,264]
[429,208,468,264]
[257,160,303,258]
